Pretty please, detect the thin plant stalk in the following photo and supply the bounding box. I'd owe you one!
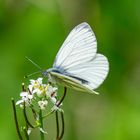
[23,127,29,140]
[55,87,67,140]
[23,102,34,128]
[39,109,45,140]
[25,119,29,140]
[57,87,67,107]
[43,110,54,118]
[55,111,59,139]
[59,111,65,140]
[55,111,65,140]
[31,107,38,120]
[11,98,23,140]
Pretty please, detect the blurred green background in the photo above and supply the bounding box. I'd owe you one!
[0,0,140,140]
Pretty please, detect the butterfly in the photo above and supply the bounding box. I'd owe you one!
[43,22,109,94]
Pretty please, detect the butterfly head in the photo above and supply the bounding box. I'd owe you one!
[42,68,55,77]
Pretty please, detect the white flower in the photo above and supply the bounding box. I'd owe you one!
[46,85,58,97]
[38,100,48,110]
[16,91,33,107]
[28,84,33,92]
[50,97,57,104]
[27,128,32,135]
[29,78,43,92]
[51,105,63,112]
[17,77,61,113]
[30,78,43,87]
[29,77,48,97]
[16,100,23,105]
[32,88,42,97]
[20,92,33,100]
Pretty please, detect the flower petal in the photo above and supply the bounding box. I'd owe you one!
[16,100,23,105]
[39,127,48,134]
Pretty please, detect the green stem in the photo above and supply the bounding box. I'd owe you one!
[59,111,65,139]
[11,98,23,140]
[23,127,29,140]
[55,111,65,140]
[55,111,59,139]
[31,107,38,120]
[43,110,54,119]
[23,102,34,128]
[55,87,67,140]
[56,87,67,107]
[39,110,45,140]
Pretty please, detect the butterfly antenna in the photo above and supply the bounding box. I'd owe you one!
[25,56,42,70]
[24,71,42,78]
[25,56,44,78]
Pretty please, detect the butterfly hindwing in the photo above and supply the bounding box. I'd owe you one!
[67,54,109,89]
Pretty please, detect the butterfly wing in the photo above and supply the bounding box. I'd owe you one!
[49,71,99,94]
[67,54,109,90]
[53,22,97,69]
[51,22,109,94]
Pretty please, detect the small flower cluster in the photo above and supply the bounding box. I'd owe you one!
[16,78,61,111]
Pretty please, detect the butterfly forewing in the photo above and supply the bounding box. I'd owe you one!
[53,22,97,69]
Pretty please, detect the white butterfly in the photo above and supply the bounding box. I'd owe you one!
[44,22,109,94]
